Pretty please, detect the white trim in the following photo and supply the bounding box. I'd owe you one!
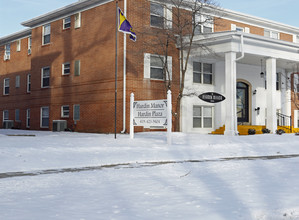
[42,23,51,45]
[40,106,49,128]
[61,105,70,118]
[26,109,30,128]
[144,53,151,79]
[27,74,31,93]
[16,39,21,52]
[63,16,71,29]
[75,12,81,29]
[3,78,9,95]
[62,62,71,75]
[41,67,50,88]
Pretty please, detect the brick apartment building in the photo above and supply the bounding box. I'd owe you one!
[0,0,299,134]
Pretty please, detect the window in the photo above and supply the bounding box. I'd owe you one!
[61,105,70,118]
[27,74,31,93]
[193,62,213,84]
[40,107,49,128]
[62,62,71,75]
[16,40,21,52]
[73,104,80,121]
[75,13,81,29]
[236,27,244,32]
[276,72,280,91]
[15,109,20,121]
[28,37,32,54]
[74,60,80,76]
[150,55,164,80]
[3,78,9,95]
[41,67,50,88]
[4,43,10,60]
[150,2,164,28]
[3,110,9,121]
[16,75,20,88]
[26,109,30,128]
[193,106,213,128]
[63,17,71,29]
[264,30,279,39]
[194,15,213,34]
[43,24,51,45]
[144,53,172,80]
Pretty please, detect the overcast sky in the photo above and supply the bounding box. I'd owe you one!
[0,0,299,38]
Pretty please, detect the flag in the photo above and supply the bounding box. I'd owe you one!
[118,8,137,42]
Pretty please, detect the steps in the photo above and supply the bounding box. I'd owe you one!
[211,125,299,135]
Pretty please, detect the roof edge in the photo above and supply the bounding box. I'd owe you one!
[0,28,32,46]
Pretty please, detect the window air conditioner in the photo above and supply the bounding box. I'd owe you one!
[4,54,10,61]
[3,120,14,129]
[52,120,67,132]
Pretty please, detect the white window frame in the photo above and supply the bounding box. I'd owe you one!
[193,105,214,129]
[63,17,71,29]
[41,67,50,88]
[61,105,70,118]
[193,61,213,85]
[62,62,71,75]
[3,78,10,95]
[16,75,20,88]
[4,43,10,60]
[73,104,80,121]
[16,40,21,52]
[75,12,81,29]
[194,15,214,34]
[28,37,32,54]
[26,109,30,128]
[144,53,172,81]
[42,24,51,45]
[40,106,49,128]
[3,110,9,121]
[27,74,31,93]
[150,2,165,28]
[264,29,280,39]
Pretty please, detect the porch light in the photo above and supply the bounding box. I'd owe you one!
[253,89,257,95]
[260,72,265,78]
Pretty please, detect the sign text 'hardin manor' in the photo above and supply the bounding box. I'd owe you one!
[133,100,167,128]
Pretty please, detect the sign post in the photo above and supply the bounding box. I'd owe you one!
[130,90,172,145]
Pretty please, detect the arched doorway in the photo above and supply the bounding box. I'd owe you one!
[237,81,250,123]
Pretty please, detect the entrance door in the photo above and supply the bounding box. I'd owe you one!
[237,82,249,123]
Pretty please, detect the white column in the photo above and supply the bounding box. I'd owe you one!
[266,57,277,133]
[167,90,172,145]
[130,93,134,139]
[224,52,238,136]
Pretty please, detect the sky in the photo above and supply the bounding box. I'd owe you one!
[0,0,299,37]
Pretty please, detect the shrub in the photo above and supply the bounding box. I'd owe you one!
[262,128,271,134]
[248,129,256,135]
[276,129,285,135]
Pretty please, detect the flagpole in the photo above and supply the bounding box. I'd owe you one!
[115,0,118,139]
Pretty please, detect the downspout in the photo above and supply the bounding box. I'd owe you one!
[235,33,244,61]
[234,33,244,134]
[121,0,127,134]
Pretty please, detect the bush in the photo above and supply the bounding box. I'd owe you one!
[276,129,285,135]
[262,128,271,134]
[248,129,256,135]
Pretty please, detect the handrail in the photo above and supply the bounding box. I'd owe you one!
[277,112,292,133]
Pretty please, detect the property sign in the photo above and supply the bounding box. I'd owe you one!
[198,92,226,103]
[133,99,167,128]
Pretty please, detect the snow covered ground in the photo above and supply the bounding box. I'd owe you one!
[1,129,299,220]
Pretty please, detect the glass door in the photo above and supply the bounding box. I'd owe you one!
[237,82,249,123]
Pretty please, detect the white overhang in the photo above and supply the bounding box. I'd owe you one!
[21,0,113,28]
[0,29,32,46]
[186,31,299,71]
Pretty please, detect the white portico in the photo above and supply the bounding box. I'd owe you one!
[181,31,299,135]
